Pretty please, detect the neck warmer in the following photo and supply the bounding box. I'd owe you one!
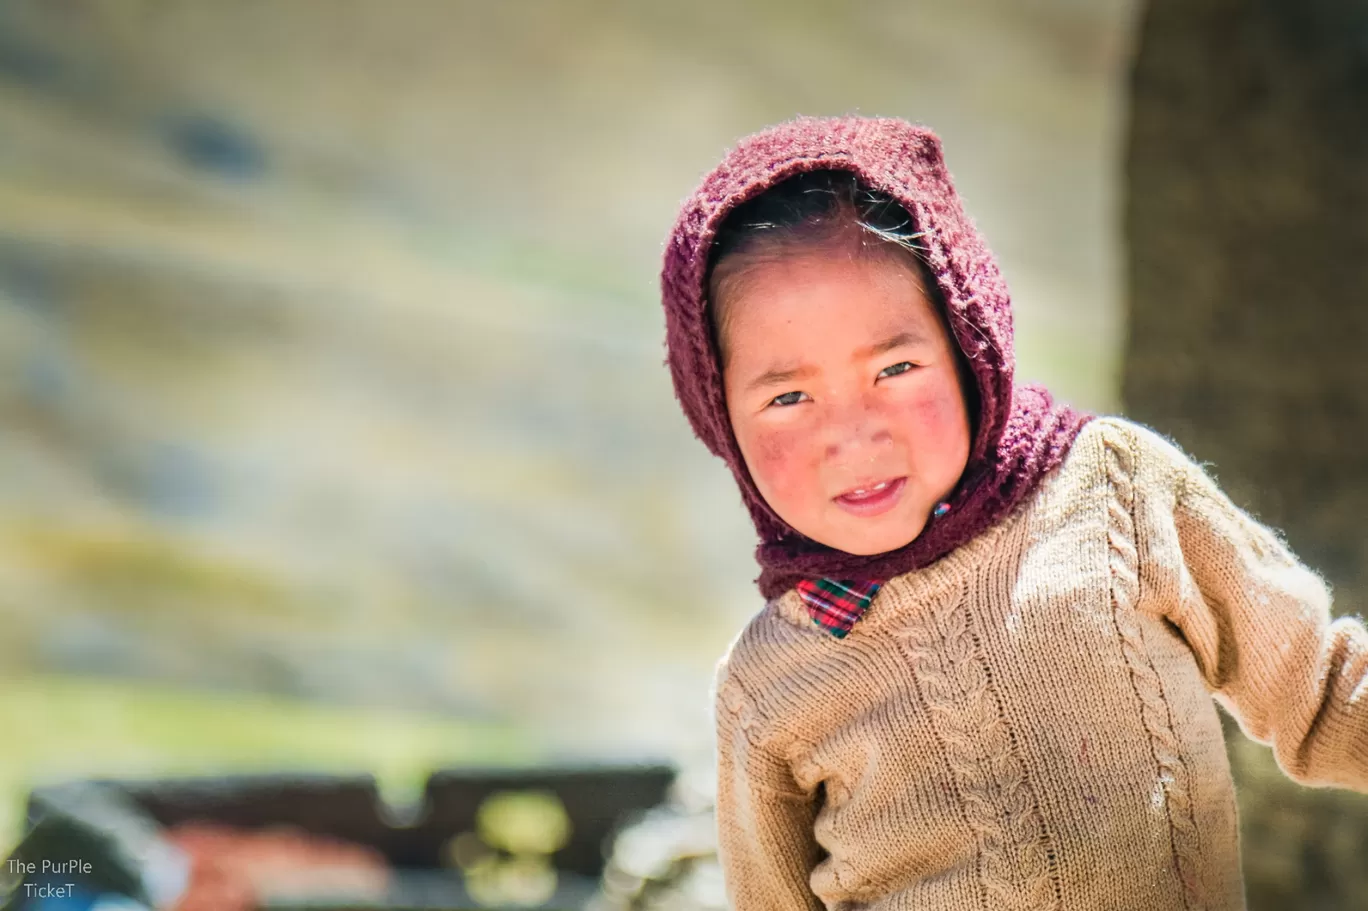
[661,116,1093,601]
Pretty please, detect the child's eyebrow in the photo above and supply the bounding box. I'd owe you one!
[742,330,929,393]
[859,330,928,358]
[745,364,815,393]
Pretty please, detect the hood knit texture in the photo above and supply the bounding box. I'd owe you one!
[661,115,1093,599]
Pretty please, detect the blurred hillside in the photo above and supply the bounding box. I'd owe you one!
[0,0,1135,763]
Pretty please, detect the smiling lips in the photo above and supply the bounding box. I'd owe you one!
[833,476,907,516]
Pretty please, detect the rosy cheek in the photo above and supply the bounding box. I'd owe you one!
[900,378,970,452]
[913,389,958,429]
[744,424,815,506]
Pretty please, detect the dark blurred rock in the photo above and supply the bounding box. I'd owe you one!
[1126,0,1368,906]
[161,113,267,180]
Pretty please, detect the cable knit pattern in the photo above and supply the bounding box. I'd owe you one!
[1103,429,1205,910]
[897,579,1059,911]
[718,678,764,747]
[711,416,1368,911]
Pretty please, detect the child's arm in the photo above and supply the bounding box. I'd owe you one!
[713,670,825,910]
[1127,421,1368,789]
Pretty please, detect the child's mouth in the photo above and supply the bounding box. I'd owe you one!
[833,477,906,517]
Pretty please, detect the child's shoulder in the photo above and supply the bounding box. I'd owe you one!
[711,591,818,700]
[717,593,806,670]
[1066,414,1207,484]
[1073,413,1189,458]
[1060,415,1251,532]
[1022,414,1217,532]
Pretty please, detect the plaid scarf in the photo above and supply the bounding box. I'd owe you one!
[797,578,884,639]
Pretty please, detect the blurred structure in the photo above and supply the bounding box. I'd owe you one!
[589,765,724,911]
[5,764,674,909]
[1124,0,1368,906]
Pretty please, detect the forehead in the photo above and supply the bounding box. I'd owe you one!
[720,251,946,344]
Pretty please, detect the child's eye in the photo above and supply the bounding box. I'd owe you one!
[878,361,915,378]
[769,391,808,407]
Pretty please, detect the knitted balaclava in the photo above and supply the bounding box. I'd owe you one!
[661,116,1093,600]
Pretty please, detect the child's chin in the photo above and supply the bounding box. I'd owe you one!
[822,521,924,557]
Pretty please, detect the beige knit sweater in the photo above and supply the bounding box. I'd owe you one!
[713,416,1368,911]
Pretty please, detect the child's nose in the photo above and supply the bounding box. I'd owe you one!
[825,428,894,461]
[823,402,895,460]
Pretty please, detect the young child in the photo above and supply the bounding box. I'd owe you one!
[659,116,1368,910]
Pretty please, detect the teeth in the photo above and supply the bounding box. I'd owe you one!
[848,481,889,498]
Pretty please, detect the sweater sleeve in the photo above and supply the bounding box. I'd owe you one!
[713,666,825,911]
[1128,420,1368,790]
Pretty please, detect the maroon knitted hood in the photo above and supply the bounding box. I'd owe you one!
[661,116,1092,600]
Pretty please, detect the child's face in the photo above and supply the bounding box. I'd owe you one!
[719,251,972,556]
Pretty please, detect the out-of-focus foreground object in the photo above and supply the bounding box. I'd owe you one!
[4,763,675,910]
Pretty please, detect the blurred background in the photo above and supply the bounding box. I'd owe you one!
[0,0,1364,908]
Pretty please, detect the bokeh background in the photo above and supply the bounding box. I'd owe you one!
[0,0,1364,907]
